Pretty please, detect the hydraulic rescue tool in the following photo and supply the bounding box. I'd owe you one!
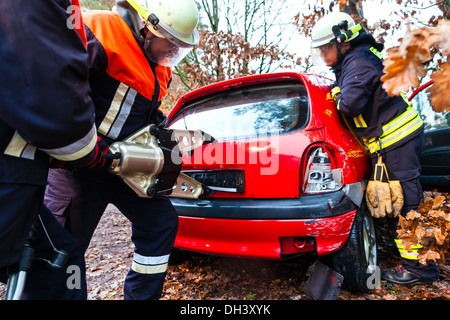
[106,120,215,199]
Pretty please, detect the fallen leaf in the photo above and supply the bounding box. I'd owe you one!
[381,21,450,114]
[428,62,450,113]
[432,196,447,209]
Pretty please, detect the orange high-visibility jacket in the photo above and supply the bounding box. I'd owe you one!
[83,10,172,142]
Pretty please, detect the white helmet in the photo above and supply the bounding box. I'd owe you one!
[126,0,199,67]
[310,12,362,64]
[311,12,361,48]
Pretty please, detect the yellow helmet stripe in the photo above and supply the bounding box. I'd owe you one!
[126,0,152,20]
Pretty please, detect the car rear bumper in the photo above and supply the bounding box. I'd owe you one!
[175,211,357,259]
[171,182,364,259]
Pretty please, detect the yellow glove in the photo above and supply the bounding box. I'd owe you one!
[331,86,341,101]
[365,155,393,218]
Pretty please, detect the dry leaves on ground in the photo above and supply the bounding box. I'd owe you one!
[2,195,450,301]
[397,191,450,265]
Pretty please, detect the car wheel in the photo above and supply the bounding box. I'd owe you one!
[330,200,378,292]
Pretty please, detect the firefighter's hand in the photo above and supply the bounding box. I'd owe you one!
[86,136,111,168]
[331,86,341,101]
[365,180,393,218]
[69,136,111,169]
[389,180,404,218]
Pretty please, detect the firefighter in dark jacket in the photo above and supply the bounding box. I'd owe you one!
[44,0,200,299]
[0,0,110,299]
[310,12,439,285]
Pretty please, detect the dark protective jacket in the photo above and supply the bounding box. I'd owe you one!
[0,0,98,185]
[332,33,423,155]
[0,0,98,271]
[82,10,172,144]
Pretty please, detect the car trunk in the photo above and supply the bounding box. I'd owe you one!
[167,80,317,199]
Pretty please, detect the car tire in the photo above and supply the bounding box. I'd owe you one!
[330,201,378,292]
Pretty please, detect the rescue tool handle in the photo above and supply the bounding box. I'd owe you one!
[102,152,122,160]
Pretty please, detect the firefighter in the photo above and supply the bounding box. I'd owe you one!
[0,0,111,299]
[310,12,439,285]
[44,0,200,299]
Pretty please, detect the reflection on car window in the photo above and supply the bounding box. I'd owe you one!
[168,82,309,141]
[410,83,450,131]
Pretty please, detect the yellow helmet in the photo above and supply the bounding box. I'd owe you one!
[126,0,199,66]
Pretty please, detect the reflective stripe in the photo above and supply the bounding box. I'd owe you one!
[357,47,422,153]
[398,250,419,260]
[353,114,368,128]
[98,84,138,140]
[400,93,412,106]
[131,253,170,275]
[5,131,30,158]
[395,239,422,260]
[369,46,383,59]
[4,131,37,160]
[363,107,423,153]
[41,124,97,161]
[22,144,37,160]
[4,126,96,162]
[395,239,423,250]
[126,0,152,23]
[108,88,137,140]
[98,82,128,136]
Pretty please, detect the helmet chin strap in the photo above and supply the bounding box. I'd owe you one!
[336,42,351,62]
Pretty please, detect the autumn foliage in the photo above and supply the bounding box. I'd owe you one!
[397,191,450,265]
[381,20,450,113]
[169,29,302,101]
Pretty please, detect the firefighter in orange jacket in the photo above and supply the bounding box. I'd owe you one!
[44,0,200,299]
[0,0,111,299]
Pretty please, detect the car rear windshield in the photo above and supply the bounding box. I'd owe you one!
[168,82,309,141]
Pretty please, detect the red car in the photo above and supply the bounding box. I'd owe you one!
[166,72,375,292]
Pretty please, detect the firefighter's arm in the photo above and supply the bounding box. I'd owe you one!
[335,55,378,117]
[0,0,104,166]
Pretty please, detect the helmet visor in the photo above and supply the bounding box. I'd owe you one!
[144,31,194,67]
[310,42,336,66]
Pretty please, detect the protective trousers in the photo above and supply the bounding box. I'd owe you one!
[372,131,439,283]
[44,167,179,300]
[0,183,87,299]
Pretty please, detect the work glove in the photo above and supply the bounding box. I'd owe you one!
[331,86,341,101]
[388,177,404,218]
[150,109,168,126]
[85,136,111,168]
[67,136,112,169]
[365,155,393,218]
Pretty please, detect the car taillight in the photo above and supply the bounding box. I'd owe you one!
[302,145,343,194]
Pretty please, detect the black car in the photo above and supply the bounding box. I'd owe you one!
[409,81,450,188]
[421,126,450,188]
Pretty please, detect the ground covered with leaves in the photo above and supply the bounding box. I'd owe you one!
[1,191,449,300]
[81,191,450,301]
